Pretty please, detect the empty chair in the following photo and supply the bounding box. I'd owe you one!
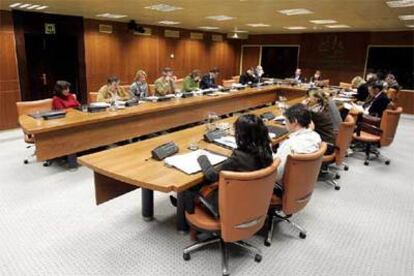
[175,78,184,91]
[265,143,327,246]
[321,115,355,190]
[222,79,236,88]
[183,159,280,276]
[231,75,240,83]
[148,84,156,96]
[352,107,402,165]
[16,99,53,164]
[88,92,98,103]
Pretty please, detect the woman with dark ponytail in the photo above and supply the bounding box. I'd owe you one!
[181,114,273,217]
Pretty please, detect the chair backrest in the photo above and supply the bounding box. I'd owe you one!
[175,78,184,90]
[334,115,355,165]
[148,84,155,96]
[282,142,327,215]
[222,79,236,88]
[219,159,280,242]
[119,85,130,93]
[16,98,53,116]
[380,107,402,146]
[232,75,240,83]
[88,92,98,103]
[339,82,352,89]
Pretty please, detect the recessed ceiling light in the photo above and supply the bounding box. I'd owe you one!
[96,13,128,19]
[206,15,235,21]
[158,20,180,25]
[19,3,31,8]
[26,4,40,10]
[35,5,48,10]
[246,23,270,27]
[399,14,414,20]
[199,26,220,30]
[9,3,22,8]
[284,26,307,30]
[407,24,414,27]
[144,4,183,12]
[326,24,351,28]
[234,29,248,33]
[386,0,414,8]
[278,8,313,16]
[310,19,337,24]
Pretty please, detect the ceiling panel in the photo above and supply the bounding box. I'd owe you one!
[1,0,414,34]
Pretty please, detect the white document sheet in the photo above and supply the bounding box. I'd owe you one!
[214,136,237,149]
[164,149,227,175]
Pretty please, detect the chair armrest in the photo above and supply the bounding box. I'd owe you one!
[197,194,219,219]
[359,122,383,137]
[362,114,381,127]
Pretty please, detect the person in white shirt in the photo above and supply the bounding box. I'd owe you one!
[273,104,322,185]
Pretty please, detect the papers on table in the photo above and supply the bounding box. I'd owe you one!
[89,102,110,108]
[164,149,227,175]
[333,97,353,103]
[214,136,237,149]
[273,115,286,125]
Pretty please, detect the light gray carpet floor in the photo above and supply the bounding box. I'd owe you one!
[0,115,413,276]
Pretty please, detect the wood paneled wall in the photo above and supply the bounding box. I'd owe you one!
[0,11,20,129]
[84,19,241,92]
[243,31,414,85]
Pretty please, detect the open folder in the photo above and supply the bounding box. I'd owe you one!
[164,149,227,175]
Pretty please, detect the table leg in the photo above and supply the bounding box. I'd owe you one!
[142,188,154,221]
[67,154,78,169]
[177,192,189,233]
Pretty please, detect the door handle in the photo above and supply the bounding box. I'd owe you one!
[41,73,47,85]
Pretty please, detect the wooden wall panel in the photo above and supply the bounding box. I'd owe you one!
[84,19,240,92]
[243,31,414,86]
[240,46,260,74]
[398,90,414,115]
[0,10,20,130]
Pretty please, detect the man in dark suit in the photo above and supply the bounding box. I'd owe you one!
[200,68,219,89]
[293,68,305,83]
[239,67,259,85]
[363,80,390,118]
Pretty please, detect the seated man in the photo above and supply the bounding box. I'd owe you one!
[200,68,219,89]
[239,67,259,85]
[292,68,305,83]
[362,80,390,118]
[273,104,321,187]
[182,69,201,92]
[154,67,176,96]
[255,65,264,82]
[97,76,130,103]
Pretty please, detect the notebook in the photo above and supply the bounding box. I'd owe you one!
[164,149,227,175]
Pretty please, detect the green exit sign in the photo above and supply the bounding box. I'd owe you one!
[45,23,56,34]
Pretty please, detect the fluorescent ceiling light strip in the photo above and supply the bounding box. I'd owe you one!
[399,14,414,20]
[144,4,182,12]
[19,3,31,8]
[158,21,180,25]
[27,4,40,9]
[278,8,313,16]
[326,24,351,28]
[199,26,219,30]
[9,3,22,8]
[386,0,414,8]
[310,19,337,24]
[36,5,48,10]
[206,15,235,21]
[246,23,270,27]
[284,26,307,30]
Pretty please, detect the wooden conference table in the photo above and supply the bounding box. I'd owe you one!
[18,85,306,163]
[78,97,304,232]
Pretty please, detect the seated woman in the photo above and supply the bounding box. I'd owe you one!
[130,70,148,99]
[183,114,273,216]
[302,90,336,155]
[97,76,130,103]
[351,76,368,102]
[52,80,80,110]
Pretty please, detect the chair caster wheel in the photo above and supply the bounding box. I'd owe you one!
[335,186,341,191]
[254,254,262,263]
[24,160,29,164]
[43,162,49,167]
[299,232,306,239]
[344,165,349,171]
[335,174,340,180]
[385,160,390,165]
[264,240,271,247]
[183,253,190,261]
[364,161,369,166]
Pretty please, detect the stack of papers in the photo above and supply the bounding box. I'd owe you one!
[164,149,227,174]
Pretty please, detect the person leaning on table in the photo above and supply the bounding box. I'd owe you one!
[97,76,130,103]
[130,70,148,99]
[182,69,201,92]
[177,114,274,217]
[154,67,176,96]
[52,80,80,110]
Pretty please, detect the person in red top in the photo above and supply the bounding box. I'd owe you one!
[52,80,80,110]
